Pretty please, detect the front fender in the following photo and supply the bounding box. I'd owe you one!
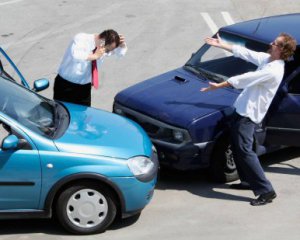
[43,173,126,216]
[188,107,234,143]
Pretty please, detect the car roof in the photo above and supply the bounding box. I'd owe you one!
[220,13,300,46]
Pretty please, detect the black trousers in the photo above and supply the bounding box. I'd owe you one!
[53,75,91,107]
[230,112,274,196]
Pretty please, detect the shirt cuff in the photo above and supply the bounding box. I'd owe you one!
[232,45,241,58]
[115,44,128,55]
[227,77,238,89]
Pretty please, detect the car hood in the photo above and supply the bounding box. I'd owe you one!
[54,103,152,159]
[115,67,240,128]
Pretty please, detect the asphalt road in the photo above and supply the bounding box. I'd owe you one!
[0,0,300,239]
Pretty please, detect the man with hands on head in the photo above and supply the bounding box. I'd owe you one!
[54,29,127,107]
[201,33,296,206]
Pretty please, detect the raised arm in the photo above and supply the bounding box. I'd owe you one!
[205,33,233,52]
[205,33,270,66]
[112,34,128,57]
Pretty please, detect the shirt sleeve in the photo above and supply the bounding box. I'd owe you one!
[71,34,90,60]
[110,44,128,58]
[232,45,270,67]
[227,68,275,89]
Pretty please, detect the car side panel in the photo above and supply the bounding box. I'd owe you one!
[38,151,132,209]
[0,149,41,210]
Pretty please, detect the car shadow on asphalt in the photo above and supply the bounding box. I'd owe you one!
[0,218,67,235]
[157,168,252,203]
[156,147,300,202]
[260,147,300,176]
[0,214,141,235]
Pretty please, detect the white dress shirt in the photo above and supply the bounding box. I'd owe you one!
[58,33,127,85]
[227,45,285,124]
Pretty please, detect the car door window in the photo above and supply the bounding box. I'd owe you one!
[288,73,300,94]
[0,120,32,150]
[0,122,10,147]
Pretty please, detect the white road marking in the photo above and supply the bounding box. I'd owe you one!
[201,12,234,56]
[221,11,235,25]
[0,0,23,6]
[200,12,218,34]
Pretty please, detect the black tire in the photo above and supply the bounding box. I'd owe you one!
[209,138,239,183]
[56,183,117,235]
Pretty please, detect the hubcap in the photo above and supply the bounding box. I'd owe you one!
[225,145,236,171]
[66,188,108,229]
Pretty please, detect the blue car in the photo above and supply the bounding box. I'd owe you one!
[0,47,158,234]
[114,13,300,183]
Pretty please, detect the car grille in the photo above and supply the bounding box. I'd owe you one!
[123,112,161,136]
[114,103,191,144]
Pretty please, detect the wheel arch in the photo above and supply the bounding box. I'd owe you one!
[209,130,237,182]
[211,127,260,155]
[209,129,230,159]
[44,173,125,217]
[209,126,260,183]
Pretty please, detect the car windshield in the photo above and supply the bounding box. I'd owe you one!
[184,32,269,83]
[0,76,68,138]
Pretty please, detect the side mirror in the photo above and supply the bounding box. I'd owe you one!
[2,135,19,151]
[32,78,49,92]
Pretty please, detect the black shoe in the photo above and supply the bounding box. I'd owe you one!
[250,191,277,206]
[230,183,251,190]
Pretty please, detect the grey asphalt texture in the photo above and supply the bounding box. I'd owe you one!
[0,0,300,239]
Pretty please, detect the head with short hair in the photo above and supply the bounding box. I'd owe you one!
[271,33,297,61]
[99,29,120,47]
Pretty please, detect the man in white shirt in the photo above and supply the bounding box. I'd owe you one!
[201,33,296,206]
[53,29,127,106]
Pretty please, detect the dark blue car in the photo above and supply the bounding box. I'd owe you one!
[113,13,300,182]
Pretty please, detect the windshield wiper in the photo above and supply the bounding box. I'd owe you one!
[184,64,225,83]
[184,64,209,80]
[200,70,224,83]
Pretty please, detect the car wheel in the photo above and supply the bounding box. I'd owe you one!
[209,139,239,183]
[56,183,117,235]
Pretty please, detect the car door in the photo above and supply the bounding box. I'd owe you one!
[0,119,41,210]
[265,71,300,146]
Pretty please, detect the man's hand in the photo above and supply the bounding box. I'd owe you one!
[119,34,126,48]
[200,81,232,92]
[94,46,105,59]
[205,33,223,48]
[205,33,233,52]
[87,46,105,61]
[200,82,220,92]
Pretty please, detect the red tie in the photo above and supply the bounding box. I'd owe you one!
[91,49,99,89]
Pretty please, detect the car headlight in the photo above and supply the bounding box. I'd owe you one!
[113,104,124,115]
[114,108,124,115]
[173,130,184,142]
[128,156,154,175]
[127,156,157,182]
